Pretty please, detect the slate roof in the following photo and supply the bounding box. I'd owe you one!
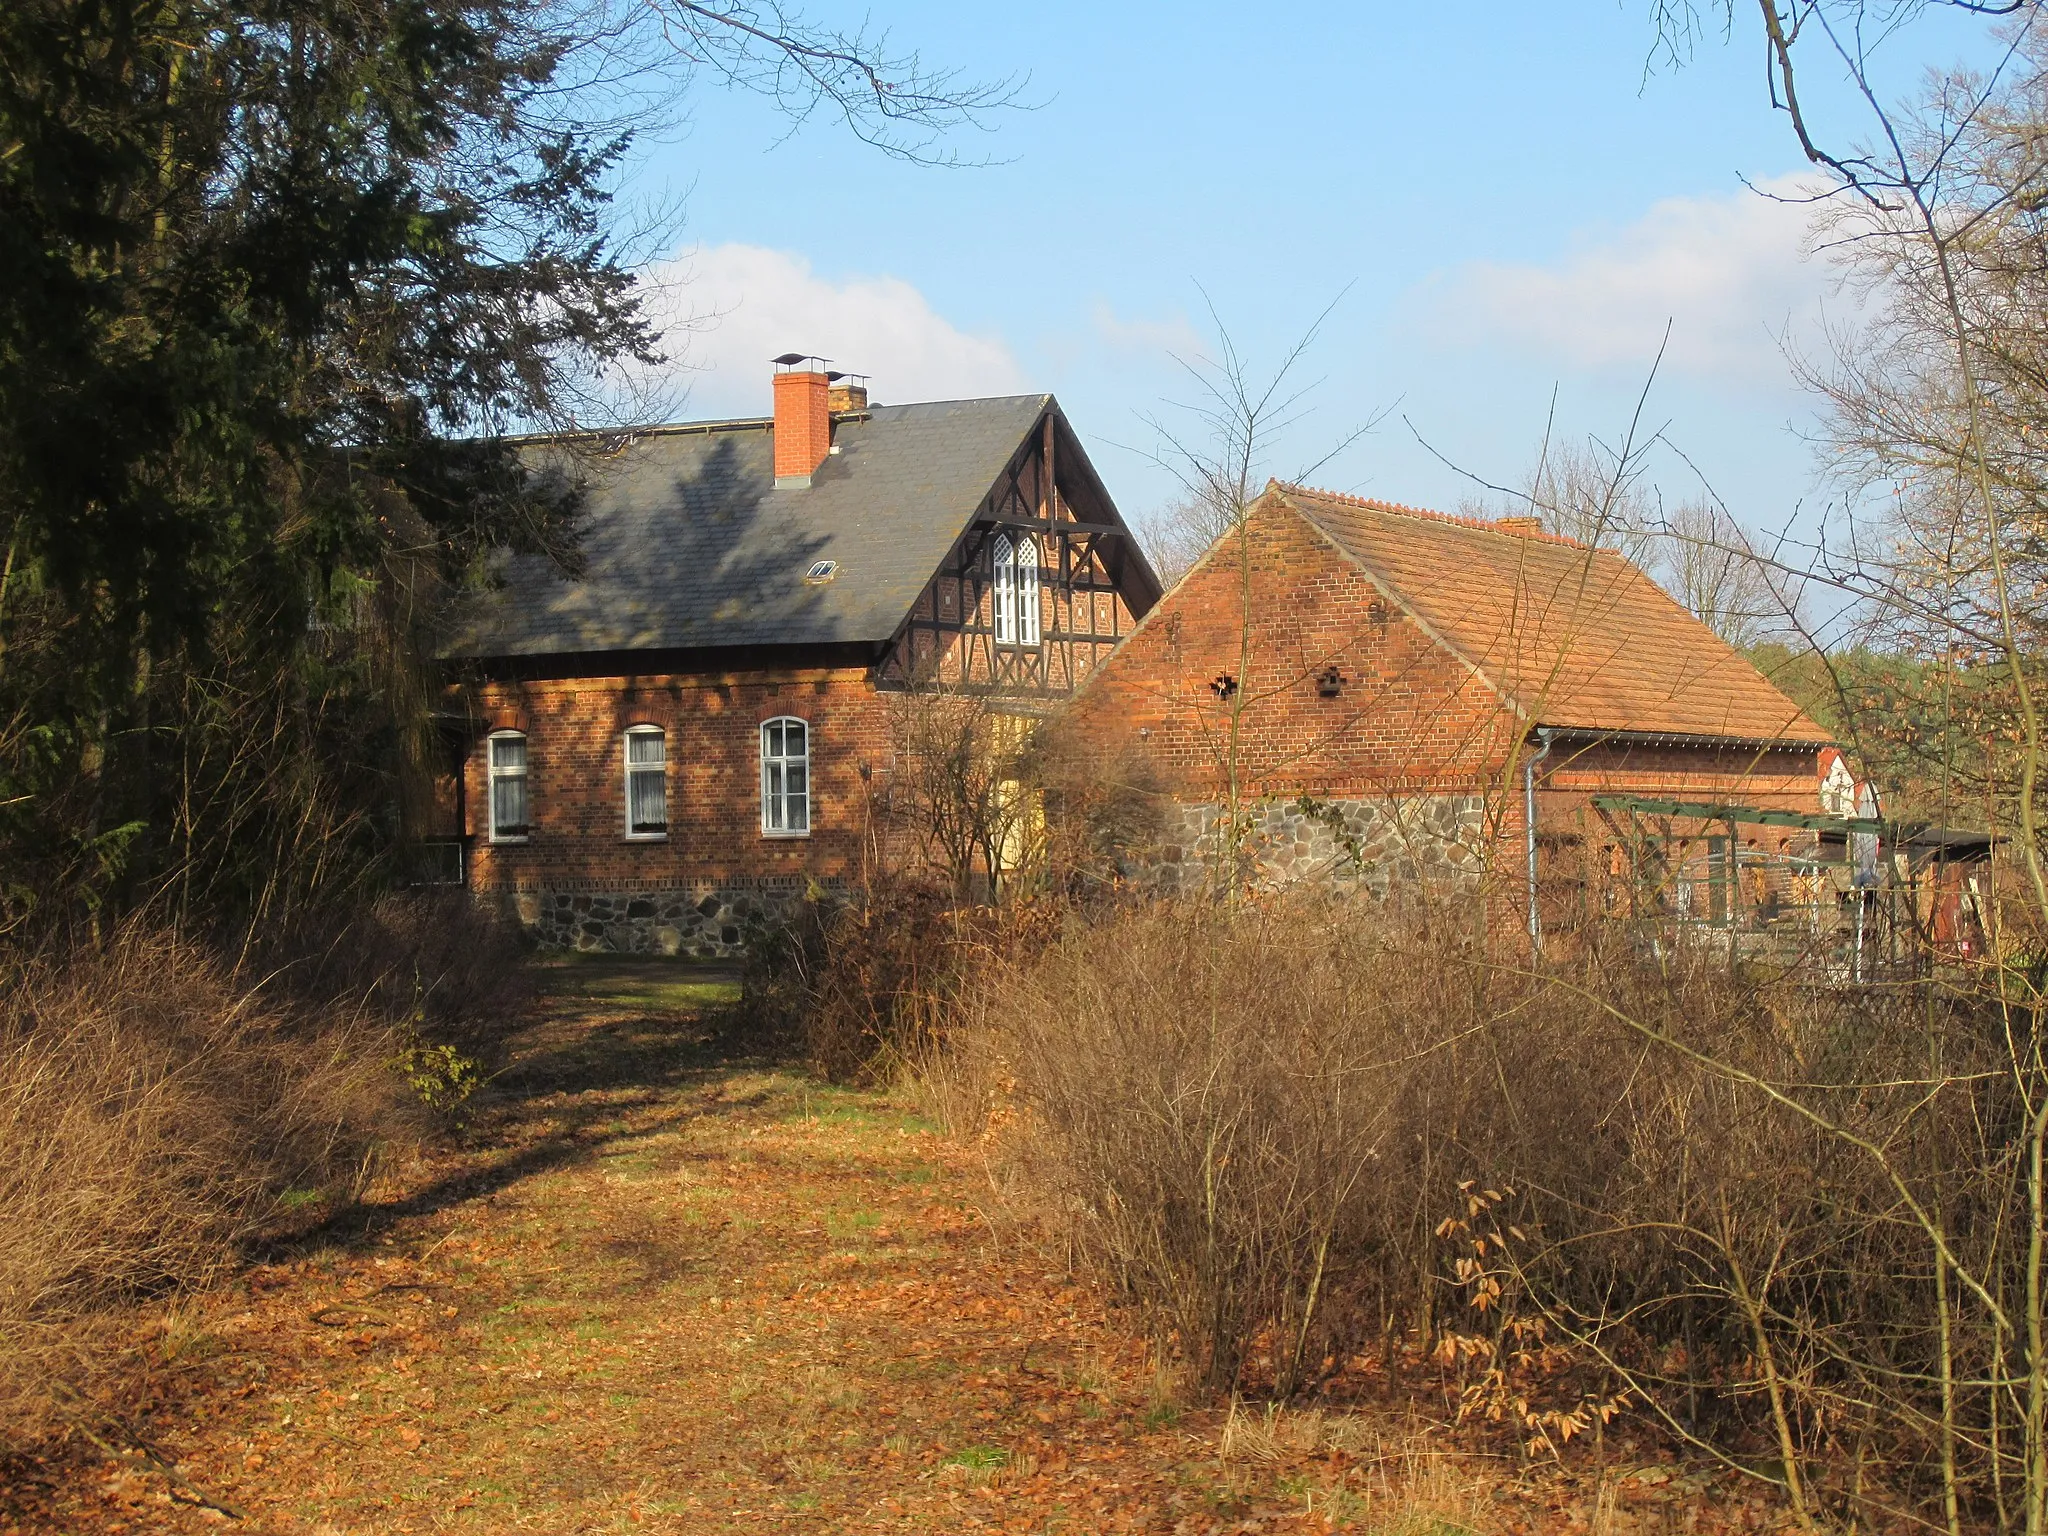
[441,395,1057,661]
[1277,484,1831,745]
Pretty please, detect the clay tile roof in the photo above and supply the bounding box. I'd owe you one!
[1275,483,1831,745]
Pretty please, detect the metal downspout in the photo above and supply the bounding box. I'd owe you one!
[1525,728,1556,954]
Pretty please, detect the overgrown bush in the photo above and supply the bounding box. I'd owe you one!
[952,896,2032,1529]
[246,890,537,1051]
[0,898,531,1441]
[739,876,1058,1083]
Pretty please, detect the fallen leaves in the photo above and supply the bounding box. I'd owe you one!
[4,965,1772,1536]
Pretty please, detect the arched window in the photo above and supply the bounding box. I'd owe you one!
[760,717,810,835]
[1013,535,1041,645]
[991,534,1041,647]
[486,730,529,843]
[623,725,667,838]
[992,534,1017,645]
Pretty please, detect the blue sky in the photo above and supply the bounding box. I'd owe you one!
[619,3,1993,541]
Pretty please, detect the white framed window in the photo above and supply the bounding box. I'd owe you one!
[992,534,1017,644]
[991,534,1041,647]
[623,725,667,839]
[486,730,529,843]
[760,716,810,836]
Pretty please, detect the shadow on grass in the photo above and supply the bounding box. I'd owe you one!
[256,954,784,1258]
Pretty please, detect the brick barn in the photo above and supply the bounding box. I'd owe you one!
[437,365,1161,953]
[1060,482,1837,935]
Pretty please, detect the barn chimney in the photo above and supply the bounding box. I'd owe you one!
[771,353,832,489]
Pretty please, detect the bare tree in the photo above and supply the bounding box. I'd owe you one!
[1655,498,1789,647]
[884,678,1039,903]
[1141,298,1382,898]
[1132,491,1233,589]
[1481,8,2048,1531]
[1447,415,1796,647]
[1520,437,1660,564]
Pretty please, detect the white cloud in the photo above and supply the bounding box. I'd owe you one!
[636,243,1024,418]
[1089,301,1207,360]
[1416,175,1854,387]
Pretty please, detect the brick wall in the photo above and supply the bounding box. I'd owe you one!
[1065,498,1828,903]
[1064,499,1519,803]
[457,666,892,952]
[772,370,832,483]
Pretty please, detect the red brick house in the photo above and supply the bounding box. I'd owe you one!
[1062,482,1836,933]
[438,366,1160,952]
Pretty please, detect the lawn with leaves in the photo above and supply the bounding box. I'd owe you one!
[4,959,1755,1534]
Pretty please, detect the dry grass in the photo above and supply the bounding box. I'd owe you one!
[745,875,1056,1084]
[937,894,2027,1528]
[0,898,532,1442]
[5,966,1512,1533]
[249,889,538,1047]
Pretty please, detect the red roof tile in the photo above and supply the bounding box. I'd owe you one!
[1275,483,1831,744]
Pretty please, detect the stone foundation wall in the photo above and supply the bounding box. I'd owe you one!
[488,879,834,957]
[1138,795,1489,897]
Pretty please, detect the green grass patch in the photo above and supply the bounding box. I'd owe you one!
[536,955,741,1012]
[824,1208,882,1240]
[943,1445,1008,1471]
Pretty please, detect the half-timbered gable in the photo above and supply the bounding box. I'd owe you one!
[878,409,1153,698]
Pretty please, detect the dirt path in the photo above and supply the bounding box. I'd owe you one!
[12,961,1726,1535]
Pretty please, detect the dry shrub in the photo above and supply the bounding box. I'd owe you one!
[962,898,1490,1395]
[735,874,1059,1083]
[245,889,536,1049]
[0,899,530,1441]
[961,895,2026,1526]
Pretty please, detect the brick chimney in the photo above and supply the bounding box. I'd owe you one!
[773,365,832,489]
[828,381,869,413]
[1497,515,1545,536]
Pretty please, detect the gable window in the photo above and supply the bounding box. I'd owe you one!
[991,534,1041,647]
[623,725,667,838]
[760,717,810,836]
[487,731,529,843]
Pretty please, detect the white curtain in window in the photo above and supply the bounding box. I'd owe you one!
[625,728,666,835]
[761,717,810,833]
[488,733,528,839]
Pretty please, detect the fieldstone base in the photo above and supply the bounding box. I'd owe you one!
[489,882,832,957]
[1138,795,1488,897]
